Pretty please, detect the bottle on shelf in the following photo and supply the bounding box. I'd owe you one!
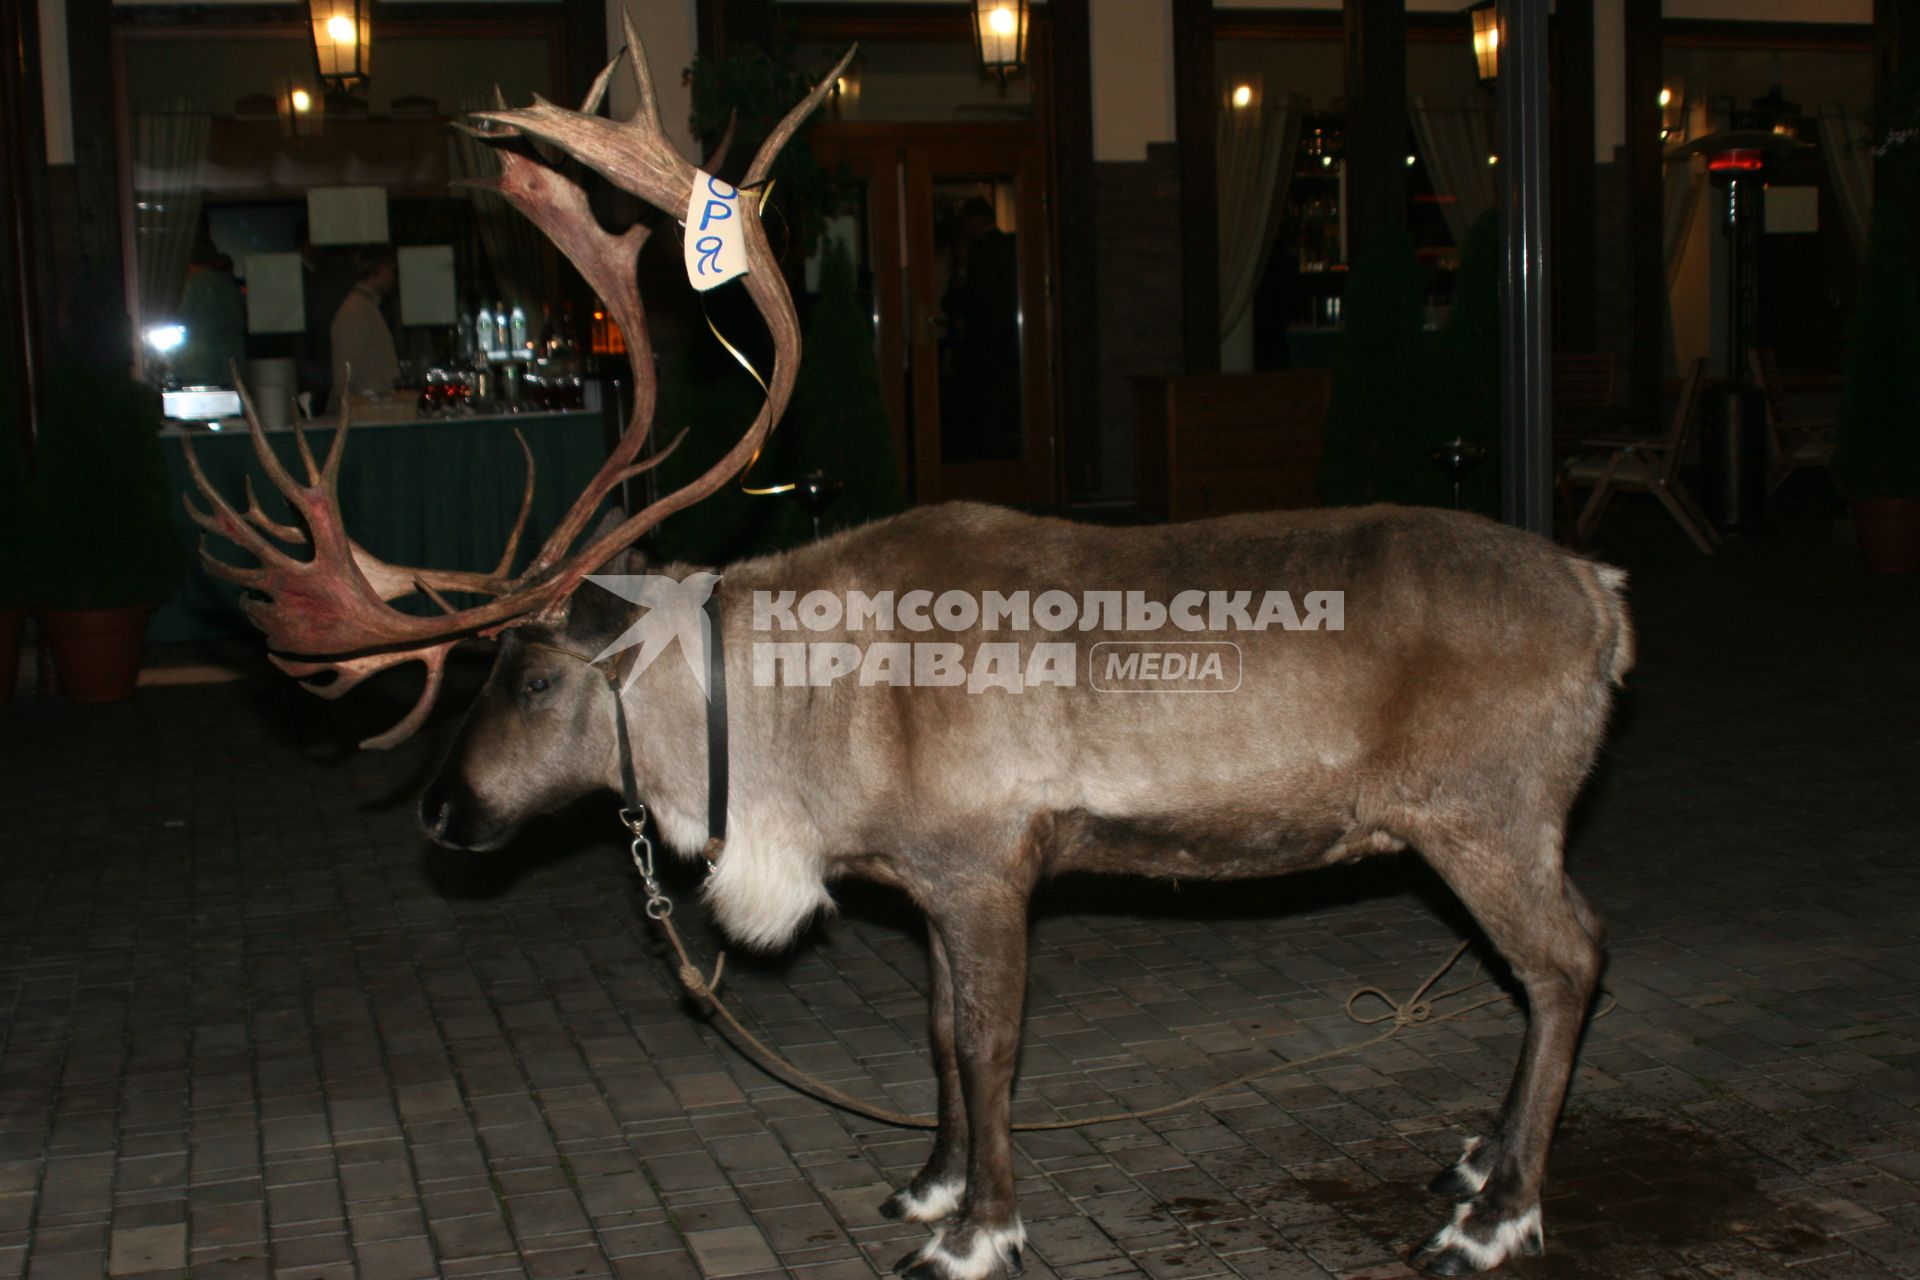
[475,303,494,361]
[492,301,509,360]
[509,303,529,356]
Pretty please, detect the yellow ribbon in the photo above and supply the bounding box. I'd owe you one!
[686,178,796,497]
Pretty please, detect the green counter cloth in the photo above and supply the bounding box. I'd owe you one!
[156,412,610,643]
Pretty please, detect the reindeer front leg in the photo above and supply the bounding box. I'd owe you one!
[882,922,968,1224]
[897,887,1031,1280]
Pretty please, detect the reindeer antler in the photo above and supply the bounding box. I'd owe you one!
[186,28,856,749]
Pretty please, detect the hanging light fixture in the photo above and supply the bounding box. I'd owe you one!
[1466,2,1499,86]
[973,0,1028,85]
[309,0,370,91]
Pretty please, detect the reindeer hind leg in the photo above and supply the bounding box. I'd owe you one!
[1427,870,1608,1206]
[1412,833,1604,1275]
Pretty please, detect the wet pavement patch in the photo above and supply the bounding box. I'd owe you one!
[1215,1112,1859,1277]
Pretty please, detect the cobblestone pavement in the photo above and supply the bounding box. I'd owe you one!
[2,503,1917,1280]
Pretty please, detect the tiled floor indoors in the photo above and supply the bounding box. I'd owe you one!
[2,499,1916,1280]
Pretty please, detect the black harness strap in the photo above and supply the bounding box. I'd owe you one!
[546,586,728,859]
[702,591,728,857]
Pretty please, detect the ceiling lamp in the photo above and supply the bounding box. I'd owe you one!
[309,0,370,91]
[973,0,1028,85]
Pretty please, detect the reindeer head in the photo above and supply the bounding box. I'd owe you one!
[417,551,644,851]
[185,26,850,768]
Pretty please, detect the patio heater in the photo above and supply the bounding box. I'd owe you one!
[1666,98,1811,533]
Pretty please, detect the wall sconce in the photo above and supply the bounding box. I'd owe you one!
[279,80,325,138]
[309,0,370,91]
[1659,83,1683,144]
[1466,2,1499,85]
[830,66,862,121]
[1227,81,1257,112]
[973,0,1028,84]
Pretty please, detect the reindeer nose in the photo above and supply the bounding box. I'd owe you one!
[419,784,453,841]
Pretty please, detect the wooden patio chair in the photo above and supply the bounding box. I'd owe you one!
[1749,348,1837,494]
[1551,353,1623,536]
[1561,356,1721,555]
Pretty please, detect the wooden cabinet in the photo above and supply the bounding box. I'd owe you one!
[1134,371,1330,522]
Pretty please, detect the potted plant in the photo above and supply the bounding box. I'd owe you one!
[1833,201,1920,572]
[25,358,181,701]
[0,404,25,702]
[1317,223,1445,507]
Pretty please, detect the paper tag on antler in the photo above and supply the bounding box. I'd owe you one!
[684,171,750,292]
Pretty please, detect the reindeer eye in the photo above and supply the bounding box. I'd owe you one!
[524,677,551,695]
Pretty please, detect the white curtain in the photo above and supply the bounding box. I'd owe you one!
[1663,150,1707,289]
[1409,95,1496,246]
[1817,103,1872,261]
[450,99,551,312]
[1217,91,1303,341]
[131,100,211,328]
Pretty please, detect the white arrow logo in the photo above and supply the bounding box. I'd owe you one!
[584,572,724,697]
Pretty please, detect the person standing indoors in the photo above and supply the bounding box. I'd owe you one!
[175,236,246,387]
[328,246,400,413]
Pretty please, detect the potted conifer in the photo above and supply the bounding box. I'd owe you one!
[1833,202,1920,573]
[0,412,25,702]
[25,358,181,701]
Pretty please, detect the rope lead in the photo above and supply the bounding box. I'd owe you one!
[647,907,1571,1133]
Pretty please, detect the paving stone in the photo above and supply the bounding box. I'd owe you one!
[686,1225,781,1277]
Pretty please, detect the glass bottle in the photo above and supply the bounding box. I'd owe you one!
[509,303,529,356]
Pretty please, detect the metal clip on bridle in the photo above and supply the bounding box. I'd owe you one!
[619,803,673,920]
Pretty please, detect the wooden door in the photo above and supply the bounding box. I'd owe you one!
[815,124,1056,507]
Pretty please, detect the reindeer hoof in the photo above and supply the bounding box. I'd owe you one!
[1427,1137,1492,1201]
[893,1223,1027,1280]
[1426,1165,1481,1201]
[1413,1203,1543,1276]
[1413,1235,1481,1278]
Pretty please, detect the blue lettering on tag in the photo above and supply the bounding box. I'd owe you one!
[695,235,725,277]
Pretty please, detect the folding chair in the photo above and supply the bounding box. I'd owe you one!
[1561,356,1722,555]
[1749,348,1837,494]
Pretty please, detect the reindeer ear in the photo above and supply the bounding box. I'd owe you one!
[584,505,650,575]
[589,505,626,541]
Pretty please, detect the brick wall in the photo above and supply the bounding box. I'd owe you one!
[1088,143,1185,506]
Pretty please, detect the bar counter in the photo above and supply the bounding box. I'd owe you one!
[155,409,609,643]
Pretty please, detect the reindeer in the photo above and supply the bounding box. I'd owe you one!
[184,24,1630,1280]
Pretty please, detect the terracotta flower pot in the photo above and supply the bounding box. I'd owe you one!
[0,609,21,703]
[1853,498,1920,575]
[37,605,153,703]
